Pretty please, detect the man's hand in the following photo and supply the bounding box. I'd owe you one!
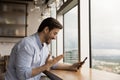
[70,57,87,71]
[45,54,64,69]
[70,62,84,71]
[32,55,63,77]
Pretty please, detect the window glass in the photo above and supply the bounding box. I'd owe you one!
[64,5,78,63]
[91,0,120,74]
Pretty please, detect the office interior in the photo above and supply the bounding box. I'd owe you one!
[0,0,120,80]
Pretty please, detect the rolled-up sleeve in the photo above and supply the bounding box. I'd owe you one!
[15,41,34,80]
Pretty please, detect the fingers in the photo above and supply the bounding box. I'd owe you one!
[52,55,64,64]
[45,55,64,69]
[55,55,63,60]
[77,62,84,69]
[45,54,51,63]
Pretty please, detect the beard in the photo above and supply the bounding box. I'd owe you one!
[46,40,50,45]
[45,41,51,45]
[44,35,51,45]
[46,39,52,45]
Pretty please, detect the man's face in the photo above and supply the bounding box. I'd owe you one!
[44,28,60,44]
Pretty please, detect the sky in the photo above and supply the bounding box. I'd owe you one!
[91,0,120,49]
[64,5,78,50]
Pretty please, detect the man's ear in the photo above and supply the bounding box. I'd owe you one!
[44,26,49,33]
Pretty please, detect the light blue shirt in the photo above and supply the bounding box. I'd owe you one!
[5,33,49,80]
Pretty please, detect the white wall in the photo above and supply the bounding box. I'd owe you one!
[0,40,16,56]
[27,2,42,36]
[0,2,43,56]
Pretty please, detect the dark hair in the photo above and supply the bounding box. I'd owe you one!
[37,17,63,32]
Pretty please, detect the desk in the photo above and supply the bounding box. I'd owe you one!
[50,68,120,80]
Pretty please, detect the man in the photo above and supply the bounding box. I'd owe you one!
[5,17,83,80]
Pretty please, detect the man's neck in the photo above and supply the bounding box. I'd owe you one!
[38,32,45,44]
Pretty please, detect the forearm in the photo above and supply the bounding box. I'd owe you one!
[52,63,72,70]
[32,64,48,77]
[52,62,83,71]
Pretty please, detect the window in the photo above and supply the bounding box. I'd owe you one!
[64,5,78,63]
[50,2,57,57]
[91,0,120,74]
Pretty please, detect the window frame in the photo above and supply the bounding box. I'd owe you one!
[56,0,81,62]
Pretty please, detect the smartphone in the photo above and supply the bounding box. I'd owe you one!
[82,57,87,63]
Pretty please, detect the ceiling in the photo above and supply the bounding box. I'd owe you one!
[0,0,33,2]
[0,0,33,1]
[0,0,50,4]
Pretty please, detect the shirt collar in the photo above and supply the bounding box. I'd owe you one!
[35,32,44,50]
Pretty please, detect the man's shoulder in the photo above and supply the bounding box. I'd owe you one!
[23,33,36,42]
[17,33,36,47]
